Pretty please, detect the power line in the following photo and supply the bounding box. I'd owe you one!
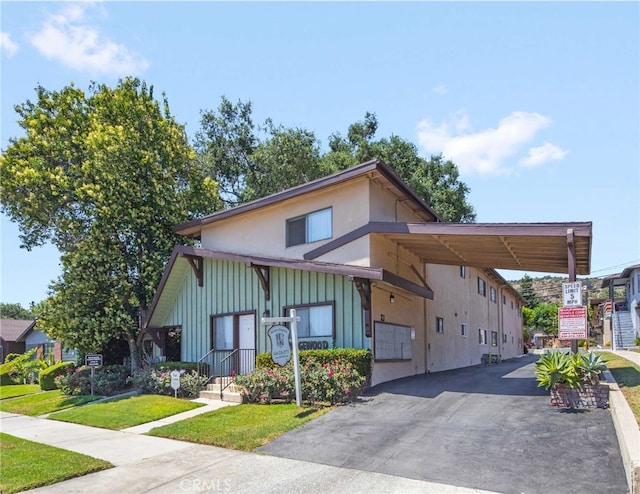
[589,259,640,275]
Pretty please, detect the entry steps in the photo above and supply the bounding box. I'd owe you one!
[198,377,244,403]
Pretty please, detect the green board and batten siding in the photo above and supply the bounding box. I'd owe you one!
[160,257,368,362]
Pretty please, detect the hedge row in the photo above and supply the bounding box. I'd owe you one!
[256,348,372,378]
[39,361,76,390]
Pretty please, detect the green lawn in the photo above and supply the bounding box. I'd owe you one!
[0,390,99,416]
[50,394,204,430]
[148,403,331,451]
[599,351,640,425]
[0,433,112,494]
[0,384,40,400]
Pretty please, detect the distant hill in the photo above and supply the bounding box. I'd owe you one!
[508,275,611,305]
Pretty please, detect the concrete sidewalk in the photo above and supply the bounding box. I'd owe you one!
[0,410,496,494]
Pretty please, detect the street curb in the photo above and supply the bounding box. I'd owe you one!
[603,369,640,494]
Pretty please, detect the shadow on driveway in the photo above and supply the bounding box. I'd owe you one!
[257,355,628,494]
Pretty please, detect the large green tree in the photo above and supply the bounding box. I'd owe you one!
[321,112,476,222]
[0,78,219,365]
[0,303,32,319]
[196,102,476,222]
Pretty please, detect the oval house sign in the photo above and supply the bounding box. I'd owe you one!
[268,325,291,367]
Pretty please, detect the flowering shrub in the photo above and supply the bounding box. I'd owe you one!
[131,367,207,398]
[55,365,129,396]
[234,366,293,404]
[302,359,363,404]
[235,358,364,405]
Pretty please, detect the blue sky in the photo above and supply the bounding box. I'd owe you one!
[1,1,639,309]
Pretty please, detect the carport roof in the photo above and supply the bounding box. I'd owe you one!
[305,221,593,276]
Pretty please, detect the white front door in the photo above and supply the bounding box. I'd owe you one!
[238,314,255,373]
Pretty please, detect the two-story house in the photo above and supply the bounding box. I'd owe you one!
[602,264,640,348]
[143,159,592,387]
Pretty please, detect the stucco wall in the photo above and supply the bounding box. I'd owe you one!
[200,177,371,261]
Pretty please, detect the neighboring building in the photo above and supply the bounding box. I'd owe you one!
[0,319,35,362]
[144,159,592,387]
[602,264,640,348]
[0,319,77,364]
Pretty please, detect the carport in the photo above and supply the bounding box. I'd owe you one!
[305,220,592,279]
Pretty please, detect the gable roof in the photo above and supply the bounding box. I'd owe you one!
[174,159,441,239]
[0,319,37,342]
[174,158,592,276]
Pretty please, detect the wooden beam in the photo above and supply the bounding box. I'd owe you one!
[352,277,372,338]
[499,236,523,268]
[251,264,270,301]
[184,255,203,287]
[567,228,576,282]
[432,234,468,264]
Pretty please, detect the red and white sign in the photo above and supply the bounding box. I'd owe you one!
[558,306,588,339]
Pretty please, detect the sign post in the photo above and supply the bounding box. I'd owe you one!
[170,370,181,398]
[262,309,302,406]
[85,354,103,395]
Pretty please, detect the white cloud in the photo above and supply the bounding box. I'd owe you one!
[416,110,566,175]
[1,32,19,57]
[520,142,568,168]
[432,84,448,95]
[28,3,149,76]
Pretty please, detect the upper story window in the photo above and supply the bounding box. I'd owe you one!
[286,207,332,247]
[478,277,486,297]
[490,287,497,303]
[436,317,444,333]
[460,266,466,278]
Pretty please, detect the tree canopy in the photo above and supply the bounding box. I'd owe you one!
[0,303,32,320]
[196,101,476,222]
[0,78,219,363]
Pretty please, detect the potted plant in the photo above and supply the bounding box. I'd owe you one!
[535,351,608,409]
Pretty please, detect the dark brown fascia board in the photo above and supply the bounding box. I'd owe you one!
[144,247,184,328]
[305,221,593,260]
[173,159,441,238]
[380,270,434,300]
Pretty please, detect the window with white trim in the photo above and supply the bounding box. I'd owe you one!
[491,331,498,347]
[213,315,234,350]
[284,303,334,338]
[479,328,487,345]
[286,207,332,247]
[478,277,486,297]
[436,317,444,333]
[460,266,466,278]
[490,287,497,303]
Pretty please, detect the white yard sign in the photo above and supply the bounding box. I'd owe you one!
[562,281,582,307]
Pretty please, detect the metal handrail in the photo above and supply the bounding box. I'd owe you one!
[218,349,239,400]
[197,348,256,398]
[197,348,217,385]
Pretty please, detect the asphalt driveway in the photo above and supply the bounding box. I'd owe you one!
[257,354,628,494]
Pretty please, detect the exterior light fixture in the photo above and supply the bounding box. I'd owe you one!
[262,309,270,318]
[390,293,395,304]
